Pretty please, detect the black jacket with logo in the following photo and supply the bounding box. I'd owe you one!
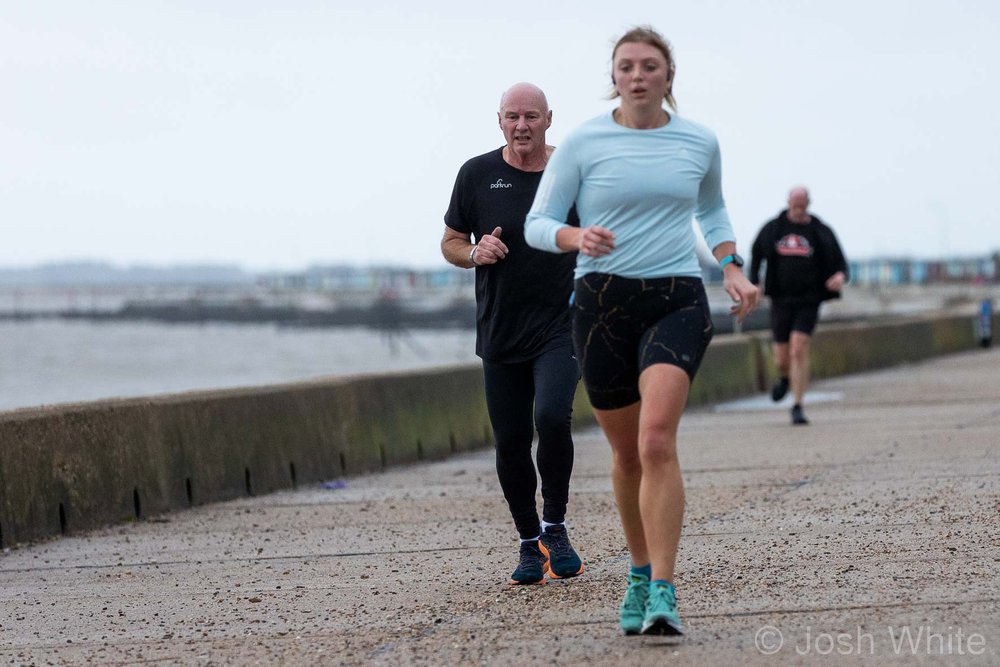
[749,210,848,303]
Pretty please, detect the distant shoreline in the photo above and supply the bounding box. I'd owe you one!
[2,283,997,334]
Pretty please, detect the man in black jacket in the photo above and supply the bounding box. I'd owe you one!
[750,187,848,425]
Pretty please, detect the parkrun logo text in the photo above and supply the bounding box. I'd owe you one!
[490,179,513,189]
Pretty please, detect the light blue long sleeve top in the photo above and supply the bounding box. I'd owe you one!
[524,110,736,279]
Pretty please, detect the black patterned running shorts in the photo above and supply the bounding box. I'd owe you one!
[572,273,714,410]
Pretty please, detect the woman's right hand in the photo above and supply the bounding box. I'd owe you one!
[575,226,616,257]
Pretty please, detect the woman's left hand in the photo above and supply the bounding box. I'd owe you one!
[723,269,760,324]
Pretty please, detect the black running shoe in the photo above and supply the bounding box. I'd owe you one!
[791,404,809,425]
[509,540,548,585]
[771,377,790,402]
[538,524,584,579]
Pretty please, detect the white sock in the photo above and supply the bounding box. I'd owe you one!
[541,520,565,532]
[519,534,541,544]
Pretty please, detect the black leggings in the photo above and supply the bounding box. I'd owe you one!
[482,344,579,540]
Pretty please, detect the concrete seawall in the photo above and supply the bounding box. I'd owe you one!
[0,369,493,548]
[0,311,992,548]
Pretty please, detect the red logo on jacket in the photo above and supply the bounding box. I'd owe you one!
[776,234,814,257]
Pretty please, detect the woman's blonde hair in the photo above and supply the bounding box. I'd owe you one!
[609,25,677,110]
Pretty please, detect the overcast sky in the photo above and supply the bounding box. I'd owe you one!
[3,1,998,271]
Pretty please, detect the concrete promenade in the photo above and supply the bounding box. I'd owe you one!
[2,349,998,666]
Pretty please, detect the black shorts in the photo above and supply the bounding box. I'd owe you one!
[770,300,820,343]
[572,273,714,410]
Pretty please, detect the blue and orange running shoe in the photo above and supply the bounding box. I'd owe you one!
[538,524,584,579]
[509,540,548,585]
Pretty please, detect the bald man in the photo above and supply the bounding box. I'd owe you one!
[749,187,848,425]
[441,83,584,585]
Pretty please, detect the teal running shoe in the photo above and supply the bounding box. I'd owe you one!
[509,540,548,585]
[538,525,584,579]
[619,572,649,635]
[642,581,684,635]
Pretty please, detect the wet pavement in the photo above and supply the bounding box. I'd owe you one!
[2,349,998,665]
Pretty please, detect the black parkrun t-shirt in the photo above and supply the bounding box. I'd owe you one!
[444,147,579,362]
[772,218,825,303]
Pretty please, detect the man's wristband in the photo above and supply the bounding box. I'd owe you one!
[469,245,479,266]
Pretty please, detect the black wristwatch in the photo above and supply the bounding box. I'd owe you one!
[719,253,744,269]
